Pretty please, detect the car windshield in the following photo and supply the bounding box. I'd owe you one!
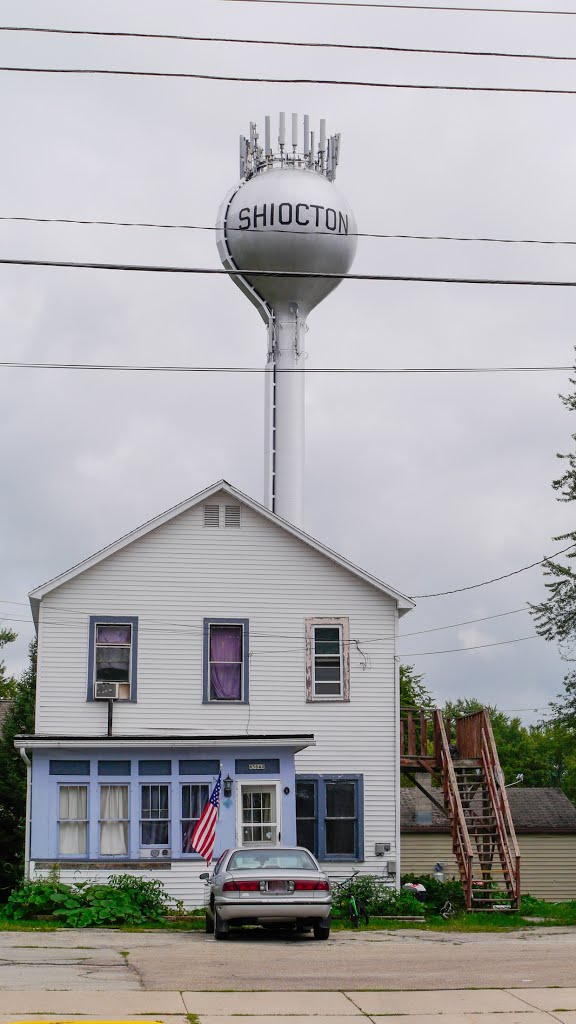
[227,849,317,871]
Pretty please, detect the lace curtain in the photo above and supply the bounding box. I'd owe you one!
[59,786,87,855]
[100,785,129,855]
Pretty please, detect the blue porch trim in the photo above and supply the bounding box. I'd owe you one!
[30,746,296,863]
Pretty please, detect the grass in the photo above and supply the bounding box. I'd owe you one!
[0,897,574,934]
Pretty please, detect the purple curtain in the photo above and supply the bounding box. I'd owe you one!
[97,624,131,645]
[210,625,242,700]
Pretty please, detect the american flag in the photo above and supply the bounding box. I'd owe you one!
[190,771,222,864]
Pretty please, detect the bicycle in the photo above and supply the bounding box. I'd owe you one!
[333,871,370,928]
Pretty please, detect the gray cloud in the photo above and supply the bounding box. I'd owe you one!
[1,0,575,717]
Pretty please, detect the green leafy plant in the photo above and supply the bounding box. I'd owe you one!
[4,873,173,927]
[401,873,466,914]
[332,875,423,919]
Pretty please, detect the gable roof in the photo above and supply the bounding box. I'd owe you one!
[29,479,414,624]
[401,787,576,835]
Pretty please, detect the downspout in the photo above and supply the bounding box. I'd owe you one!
[19,747,32,880]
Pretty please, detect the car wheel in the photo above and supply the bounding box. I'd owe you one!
[313,921,330,940]
[205,911,214,934]
[214,909,229,940]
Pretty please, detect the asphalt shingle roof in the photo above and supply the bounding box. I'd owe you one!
[401,786,576,834]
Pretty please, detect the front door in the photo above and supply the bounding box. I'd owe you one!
[239,784,280,845]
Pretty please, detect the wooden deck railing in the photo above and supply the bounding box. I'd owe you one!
[434,710,474,909]
[400,707,456,763]
[479,710,521,907]
[401,706,521,910]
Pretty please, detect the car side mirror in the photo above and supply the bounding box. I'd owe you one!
[199,871,210,881]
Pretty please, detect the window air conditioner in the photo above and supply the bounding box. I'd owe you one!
[139,848,171,859]
[94,681,119,700]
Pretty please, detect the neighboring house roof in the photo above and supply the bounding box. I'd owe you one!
[401,787,576,835]
[28,479,415,624]
[0,699,12,730]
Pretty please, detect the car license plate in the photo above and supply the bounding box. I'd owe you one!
[266,880,289,893]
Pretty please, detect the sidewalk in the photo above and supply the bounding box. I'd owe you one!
[1,987,576,1024]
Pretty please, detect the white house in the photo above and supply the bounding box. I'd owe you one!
[15,480,413,908]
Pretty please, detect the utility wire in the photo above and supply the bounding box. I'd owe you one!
[220,1,576,14]
[0,362,572,374]
[412,543,576,598]
[0,612,541,657]
[0,602,533,641]
[3,25,576,64]
[399,606,529,637]
[3,214,576,248]
[4,256,576,287]
[5,65,576,96]
[402,634,540,656]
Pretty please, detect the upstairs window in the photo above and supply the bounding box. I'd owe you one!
[203,619,249,703]
[305,617,350,701]
[88,616,138,702]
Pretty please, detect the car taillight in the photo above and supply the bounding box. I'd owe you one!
[294,880,330,891]
[222,880,260,892]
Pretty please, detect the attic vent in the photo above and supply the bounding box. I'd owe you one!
[204,505,220,528]
[225,505,241,528]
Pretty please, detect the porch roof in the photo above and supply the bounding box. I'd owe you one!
[14,732,315,752]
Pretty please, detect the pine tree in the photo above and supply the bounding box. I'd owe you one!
[0,627,17,699]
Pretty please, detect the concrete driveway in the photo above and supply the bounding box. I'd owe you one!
[1,926,576,992]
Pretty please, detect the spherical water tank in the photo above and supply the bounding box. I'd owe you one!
[220,167,357,319]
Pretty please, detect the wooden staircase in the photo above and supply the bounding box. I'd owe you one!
[401,708,521,911]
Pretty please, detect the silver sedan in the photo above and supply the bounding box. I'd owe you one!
[200,846,332,940]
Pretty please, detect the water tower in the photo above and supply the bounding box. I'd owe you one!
[216,113,357,528]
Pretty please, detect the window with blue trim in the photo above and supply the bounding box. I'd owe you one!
[203,618,249,703]
[296,776,363,862]
[87,616,138,702]
[181,783,210,854]
[58,784,89,856]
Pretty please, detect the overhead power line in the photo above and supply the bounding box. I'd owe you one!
[4,256,576,287]
[5,65,576,96]
[3,24,576,64]
[402,634,540,656]
[0,362,572,374]
[3,214,576,247]
[220,0,576,14]
[0,599,531,637]
[412,543,576,598]
[399,606,529,637]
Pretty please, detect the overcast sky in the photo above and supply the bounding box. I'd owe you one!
[2,0,576,721]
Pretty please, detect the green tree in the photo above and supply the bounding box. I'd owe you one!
[531,366,576,727]
[0,640,37,899]
[0,628,18,700]
[444,697,576,801]
[400,664,435,709]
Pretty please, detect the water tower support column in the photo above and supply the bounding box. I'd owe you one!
[264,302,306,527]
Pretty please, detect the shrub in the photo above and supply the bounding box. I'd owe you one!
[4,872,173,927]
[332,874,423,918]
[400,873,466,913]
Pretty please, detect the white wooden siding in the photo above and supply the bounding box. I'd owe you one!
[35,489,400,876]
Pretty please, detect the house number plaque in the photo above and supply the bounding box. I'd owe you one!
[235,758,280,774]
